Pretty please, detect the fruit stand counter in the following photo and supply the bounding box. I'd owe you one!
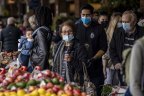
[0,66,87,96]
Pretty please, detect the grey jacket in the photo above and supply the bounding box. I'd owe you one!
[130,37,144,96]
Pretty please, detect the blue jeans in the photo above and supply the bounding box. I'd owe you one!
[19,53,33,72]
[19,54,30,66]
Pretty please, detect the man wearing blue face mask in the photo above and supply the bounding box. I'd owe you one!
[110,10,144,86]
[75,4,107,96]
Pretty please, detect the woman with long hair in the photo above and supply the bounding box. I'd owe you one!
[103,12,122,85]
[30,6,53,70]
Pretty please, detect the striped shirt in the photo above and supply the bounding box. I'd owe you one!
[124,33,135,49]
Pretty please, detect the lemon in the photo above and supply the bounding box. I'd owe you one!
[45,92,51,96]
[38,88,46,95]
[30,90,39,96]
[11,95,17,96]
[4,92,10,96]
[50,93,57,96]
[61,94,68,96]
[24,94,31,96]
[17,89,26,96]
[39,95,45,96]
[0,92,4,96]
[10,91,17,96]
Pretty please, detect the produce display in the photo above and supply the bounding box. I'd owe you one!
[0,65,87,96]
[0,51,19,67]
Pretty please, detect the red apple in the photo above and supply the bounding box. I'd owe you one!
[23,73,31,79]
[37,72,44,78]
[46,88,54,93]
[52,85,60,93]
[73,89,81,96]
[0,68,6,75]
[81,92,87,96]
[40,85,48,90]
[59,77,64,83]
[16,75,23,81]
[14,69,21,76]
[0,75,5,82]
[51,72,56,78]
[19,66,27,71]
[2,79,9,86]
[35,66,42,70]
[5,77,13,83]
[55,73,61,78]
[57,90,65,96]
[46,82,54,88]
[43,70,51,77]
[65,89,73,96]
[64,84,73,91]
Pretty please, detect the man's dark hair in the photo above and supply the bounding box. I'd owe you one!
[35,6,52,27]
[99,11,108,16]
[80,4,94,14]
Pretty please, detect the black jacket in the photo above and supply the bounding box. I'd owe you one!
[75,19,107,58]
[110,26,144,65]
[31,26,52,69]
[75,19,107,78]
[1,25,21,51]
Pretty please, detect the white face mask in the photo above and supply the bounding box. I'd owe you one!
[117,22,122,28]
[122,23,131,32]
[62,34,74,42]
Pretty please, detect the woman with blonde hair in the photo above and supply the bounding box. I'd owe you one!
[103,12,122,85]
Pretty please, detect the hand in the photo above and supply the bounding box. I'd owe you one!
[103,67,107,79]
[114,63,122,70]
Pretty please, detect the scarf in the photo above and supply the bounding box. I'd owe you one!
[53,40,75,82]
[53,41,65,74]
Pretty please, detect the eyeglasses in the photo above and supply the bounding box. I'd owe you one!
[61,30,73,34]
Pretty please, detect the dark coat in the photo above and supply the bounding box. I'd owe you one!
[110,26,144,65]
[53,39,87,83]
[31,26,52,70]
[1,25,21,51]
[75,19,107,78]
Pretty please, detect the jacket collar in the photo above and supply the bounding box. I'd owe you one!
[32,26,49,36]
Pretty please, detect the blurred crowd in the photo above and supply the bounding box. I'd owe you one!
[0,3,144,96]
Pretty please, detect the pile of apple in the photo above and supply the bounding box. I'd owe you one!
[0,66,87,96]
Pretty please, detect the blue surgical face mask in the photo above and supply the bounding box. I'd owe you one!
[117,22,122,28]
[122,23,131,31]
[81,17,91,25]
[62,34,74,42]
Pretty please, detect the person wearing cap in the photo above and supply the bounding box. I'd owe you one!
[1,17,21,52]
